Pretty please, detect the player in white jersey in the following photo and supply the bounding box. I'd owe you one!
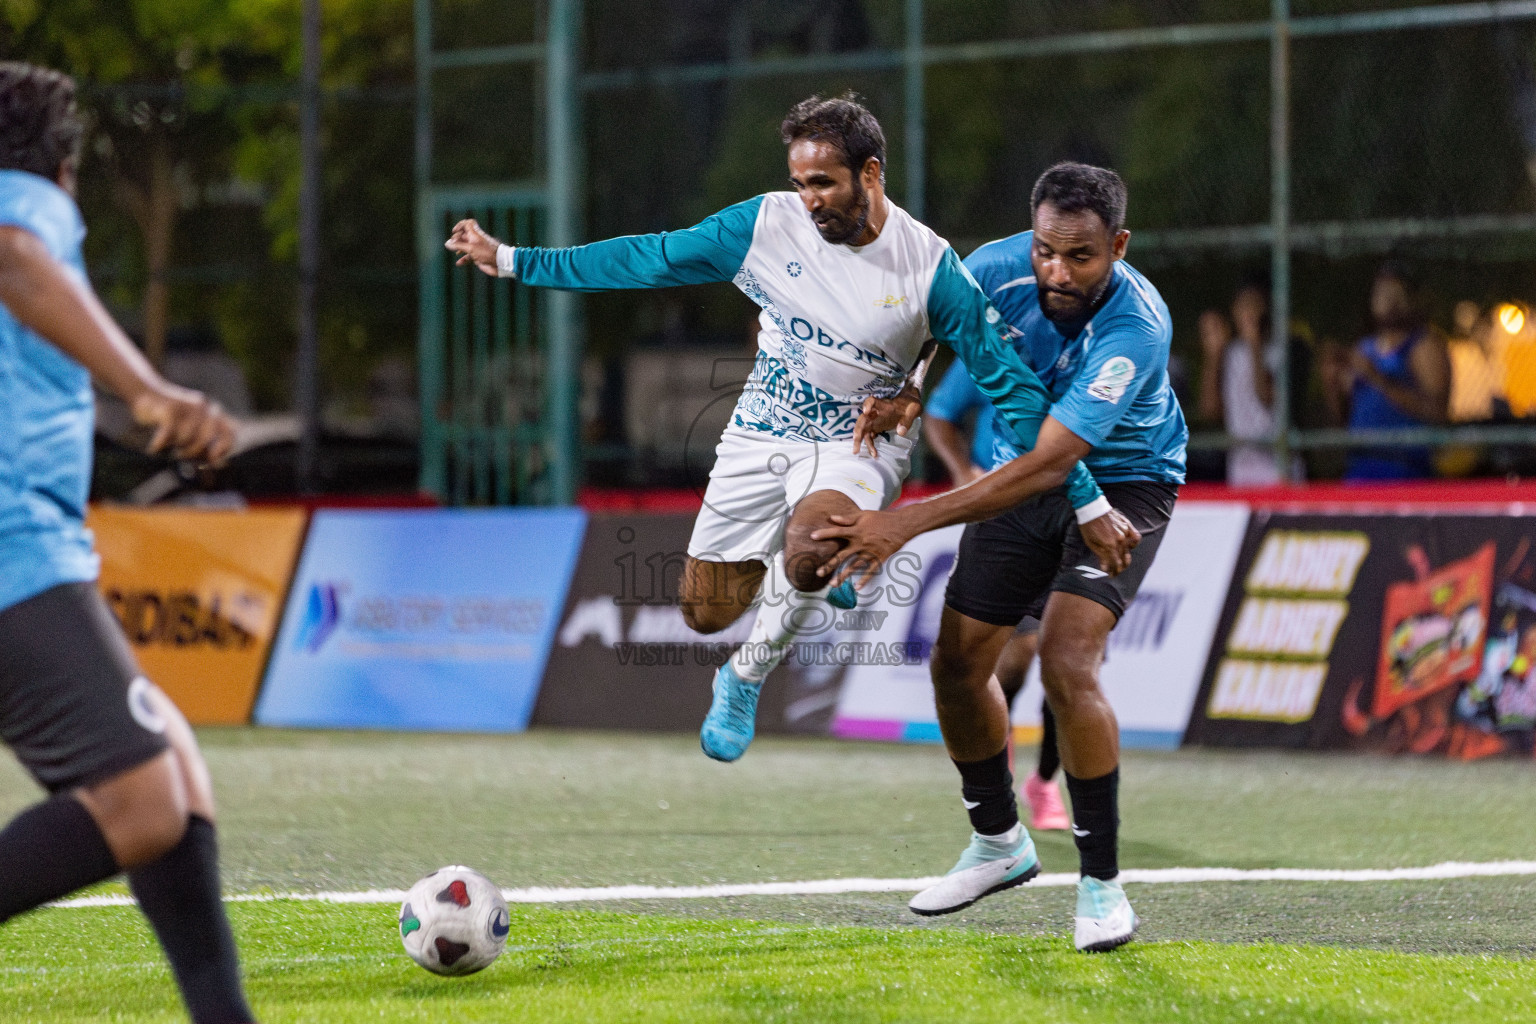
[447,94,1138,762]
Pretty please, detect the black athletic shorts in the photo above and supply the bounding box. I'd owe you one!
[945,481,1178,627]
[0,582,169,793]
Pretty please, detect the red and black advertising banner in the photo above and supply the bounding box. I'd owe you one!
[531,513,844,734]
[1184,511,1536,760]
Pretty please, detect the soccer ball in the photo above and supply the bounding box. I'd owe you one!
[398,866,510,975]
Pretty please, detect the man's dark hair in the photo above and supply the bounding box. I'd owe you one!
[0,63,83,180]
[1375,258,1421,294]
[1030,162,1128,233]
[781,92,886,181]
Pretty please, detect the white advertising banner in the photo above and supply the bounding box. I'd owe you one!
[831,502,1251,748]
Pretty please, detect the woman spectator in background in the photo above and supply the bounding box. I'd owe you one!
[1323,262,1451,480]
[1198,276,1305,485]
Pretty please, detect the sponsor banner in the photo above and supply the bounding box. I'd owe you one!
[89,506,308,725]
[535,514,847,733]
[1183,512,1536,759]
[832,502,1252,748]
[256,509,584,732]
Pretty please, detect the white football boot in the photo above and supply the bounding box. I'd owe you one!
[1073,875,1138,952]
[908,824,1039,916]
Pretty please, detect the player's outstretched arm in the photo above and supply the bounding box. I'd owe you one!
[0,226,235,466]
[445,196,763,293]
[811,416,1139,589]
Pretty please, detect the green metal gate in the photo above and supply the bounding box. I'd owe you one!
[414,0,581,506]
[418,186,549,505]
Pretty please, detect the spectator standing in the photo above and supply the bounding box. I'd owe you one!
[1323,262,1451,480]
[1197,279,1302,485]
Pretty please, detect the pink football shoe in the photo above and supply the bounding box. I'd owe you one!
[1021,771,1070,831]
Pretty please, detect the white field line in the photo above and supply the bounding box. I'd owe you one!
[47,859,1536,910]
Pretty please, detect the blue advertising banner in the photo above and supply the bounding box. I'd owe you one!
[255,508,586,732]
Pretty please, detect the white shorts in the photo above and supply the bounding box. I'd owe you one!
[687,426,915,563]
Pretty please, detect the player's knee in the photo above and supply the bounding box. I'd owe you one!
[1038,641,1099,708]
[782,533,839,593]
[930,637,990,698]
[783,551,829,593]
[81,754,191,869]
[680,602,732,635]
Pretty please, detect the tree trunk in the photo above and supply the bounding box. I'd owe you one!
[141,137,176,369]
[115,132,177,369]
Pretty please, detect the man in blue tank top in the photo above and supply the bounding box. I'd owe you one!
[0,62,254,1022]
[1323,262,1450,480]
[815,163,1187,952]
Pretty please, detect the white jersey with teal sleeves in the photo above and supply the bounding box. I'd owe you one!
[510,193,1104,508]
[966,230,1187,485]
[0,170,100,613]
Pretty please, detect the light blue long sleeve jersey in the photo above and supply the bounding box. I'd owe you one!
[510,192,1103,509]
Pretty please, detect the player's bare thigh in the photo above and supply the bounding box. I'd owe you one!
[782,488,862,592]
[679,556,767,634]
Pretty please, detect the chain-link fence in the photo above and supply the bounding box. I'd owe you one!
[522,0,1536,488]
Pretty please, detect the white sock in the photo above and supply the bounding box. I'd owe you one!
[729,551,835,683]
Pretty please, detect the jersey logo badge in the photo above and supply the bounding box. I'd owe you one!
[1087,356,1136,404]
[874,294,907,309]
[786,261,803,277]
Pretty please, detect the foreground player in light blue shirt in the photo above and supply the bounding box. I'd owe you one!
[816,163,1187,952]
[0,62,254,1021]
[448,96,1138,767]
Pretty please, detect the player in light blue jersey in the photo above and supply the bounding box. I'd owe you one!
[816,163,1188,952]
[448,97,1139,765]
[0,63,255,1022]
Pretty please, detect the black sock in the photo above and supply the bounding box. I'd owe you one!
[953,747,1018,836]
[129,816,253,1024]
[1037,701,1061,781]
[0,795,120,922]
[1064,768,1120,881]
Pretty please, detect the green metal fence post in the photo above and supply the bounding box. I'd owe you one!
[1270,0,1293,479]
[414,0,445,499]
[546,0,583,505]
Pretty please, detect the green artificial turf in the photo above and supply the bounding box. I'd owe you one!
[1,902,1531,1023]
[0,729,1531,1021]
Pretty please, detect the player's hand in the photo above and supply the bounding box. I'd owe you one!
[1078,507,1140,577]
[444,218,503,278]
[129,382,237,467]
[852,384,922,457]
[811,508,914,590]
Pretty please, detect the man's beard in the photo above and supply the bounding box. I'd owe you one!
[813,180,871,244]
[1037,275,1109,324]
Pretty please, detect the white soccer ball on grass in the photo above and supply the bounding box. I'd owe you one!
[398,865,510,975]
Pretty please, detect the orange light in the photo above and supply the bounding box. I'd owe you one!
[1496,302,1526,335]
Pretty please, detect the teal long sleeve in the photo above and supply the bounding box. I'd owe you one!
[514,197,762,292]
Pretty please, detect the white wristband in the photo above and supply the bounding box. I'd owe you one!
[495,244,517,278]
[1074,495,1112,525]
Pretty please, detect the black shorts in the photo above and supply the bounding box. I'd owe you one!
[945,481,1178,627]
[0,582,169,793]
